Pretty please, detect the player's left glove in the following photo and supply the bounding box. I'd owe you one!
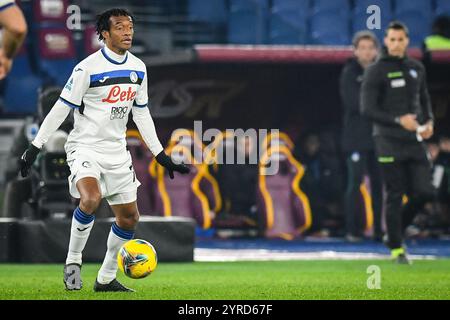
[19,143,41,178]
[155,151,190,179]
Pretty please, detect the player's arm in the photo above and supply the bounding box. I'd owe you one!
[0,2,28,79]
[360,65,399,126]
[18,101,71,177]
[419,66,434,139]
[420,67,434,124]
[339,64,359,115]
[19,66,89,177]
[132,71,189,179]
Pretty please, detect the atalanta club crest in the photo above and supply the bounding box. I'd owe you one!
[130,71,138,83]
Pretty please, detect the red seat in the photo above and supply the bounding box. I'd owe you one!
[84,25,103,56]
[152,144,214,229]
[257,145,312,239]
[149,129,222,229]
[38,28,77,86]
[33,0,68,24]
[359,176,375,235]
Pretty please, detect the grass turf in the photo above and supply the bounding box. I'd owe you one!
[0,260,449,300]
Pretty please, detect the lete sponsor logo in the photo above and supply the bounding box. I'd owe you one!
[102,85,137,103]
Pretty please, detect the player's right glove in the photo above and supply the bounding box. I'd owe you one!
[19,143,41,178]
[155,151,190,179]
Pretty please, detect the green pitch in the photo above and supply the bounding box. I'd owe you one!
[0,260,449,300]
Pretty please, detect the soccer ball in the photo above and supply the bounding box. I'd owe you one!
[117,239,158,279]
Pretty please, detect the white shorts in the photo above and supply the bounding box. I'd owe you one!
[66,148,141,206]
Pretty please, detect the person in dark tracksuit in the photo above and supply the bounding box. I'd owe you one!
[340,31,383,242]
[361,22,435,264]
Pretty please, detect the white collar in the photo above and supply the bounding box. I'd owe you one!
[103,45,127,63]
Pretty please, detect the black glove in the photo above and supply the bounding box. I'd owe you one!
[19,144,41,178]
[155,151,190,179]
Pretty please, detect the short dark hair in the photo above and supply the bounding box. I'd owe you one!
[432,15,450,38]
[96,8,135,41]
[385,21,409,37]
[352,30,379,48]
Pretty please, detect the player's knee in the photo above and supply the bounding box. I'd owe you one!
[79,192,102,213]
[10,20,28,38]
[127,211,139,227]
[118,211,139,229]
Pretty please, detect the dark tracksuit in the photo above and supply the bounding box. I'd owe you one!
[361,51,435,249]
[340,58,383,238]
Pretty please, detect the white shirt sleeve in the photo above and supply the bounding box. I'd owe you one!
[0,1,15,11]
[132,106,164,156]
[133,70,149,108]
[59,64,89,109]
[32,100,71,149]
[132,72,163,155]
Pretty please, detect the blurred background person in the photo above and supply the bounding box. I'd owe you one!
[340,31,383,242]
[295,132,326,236]
[435,136,450,235]
[0,0,28,79]
[361,21,435,264]
[215,135,260,235]
[424,15,450,51]
[405,137,450,239]
[295,130,344,237]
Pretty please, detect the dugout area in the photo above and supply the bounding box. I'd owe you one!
[144,46,450,139]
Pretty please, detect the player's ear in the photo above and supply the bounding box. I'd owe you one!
[101,30,109,41]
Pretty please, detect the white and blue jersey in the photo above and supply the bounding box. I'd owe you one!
[31,45,163,204]
[60,46,151,160]
[0,0,15,11]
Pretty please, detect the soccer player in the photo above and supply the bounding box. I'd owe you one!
[18,8,190,291]
[361,21,434,264]
[0,0,28,79]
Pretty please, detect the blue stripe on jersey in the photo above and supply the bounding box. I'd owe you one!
[0,2,14,11]
[111,222,134,240]
[73,207,94,224]
[133,101,148,108]
[90,70,145,83]
[101,48,128,65]
[59,97,80,109]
